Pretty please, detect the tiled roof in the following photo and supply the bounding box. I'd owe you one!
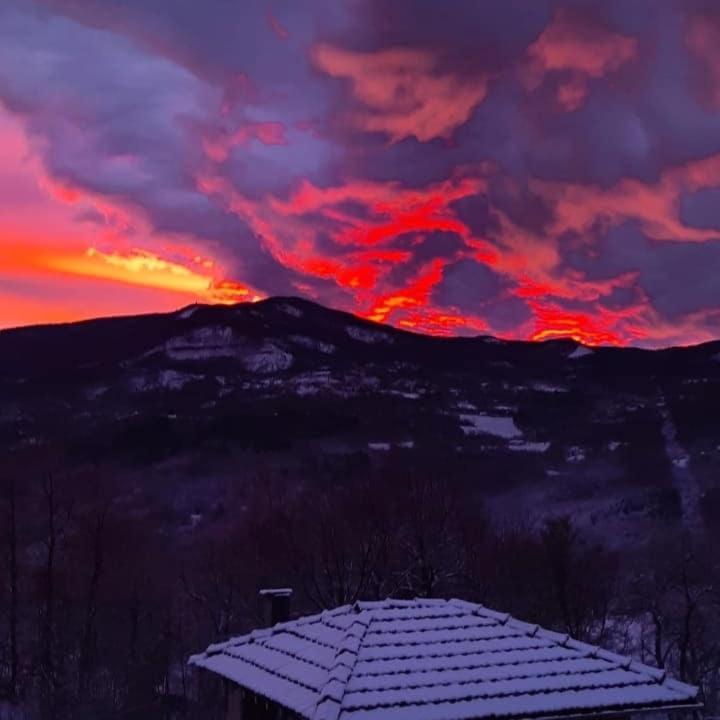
[189,598,700,720]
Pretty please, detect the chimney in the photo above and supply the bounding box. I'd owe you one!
[258,588,293,626]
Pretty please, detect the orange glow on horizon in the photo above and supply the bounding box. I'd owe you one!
[49,247,263,305]
[527,302,629,346]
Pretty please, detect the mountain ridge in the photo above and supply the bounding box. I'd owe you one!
[1,295,719,548]
[2,295,719,354]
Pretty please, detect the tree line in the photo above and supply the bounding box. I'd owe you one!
[1,452,719,719]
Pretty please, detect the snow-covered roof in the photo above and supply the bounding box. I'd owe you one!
[189,598,700,720]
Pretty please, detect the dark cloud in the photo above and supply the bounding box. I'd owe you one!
[681,188,720,230]
[567,222,720,319]
[434,259,508,306]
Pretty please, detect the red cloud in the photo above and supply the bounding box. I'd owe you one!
[687,13,720,108]
[524,10,638,111]
[534,153,720,243]
[197,153,720,346]
[5,80,719,348]
[361,258,488,336]
[526,301,637,346]
[311,43,488,142]
[198,169,497,332]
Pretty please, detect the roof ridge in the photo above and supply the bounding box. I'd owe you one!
[314,603,373,720]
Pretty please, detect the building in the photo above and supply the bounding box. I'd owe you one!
[190,597,701,720]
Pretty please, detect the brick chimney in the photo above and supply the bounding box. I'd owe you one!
[258,588,293,626]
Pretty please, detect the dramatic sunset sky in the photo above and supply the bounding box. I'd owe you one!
[2,0,720,346]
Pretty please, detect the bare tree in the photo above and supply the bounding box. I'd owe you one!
[0,470,19,701]
[77,499,110,697]
[37,472,73,720]
[540,516,616,643]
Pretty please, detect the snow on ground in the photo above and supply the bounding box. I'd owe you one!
[569,345,594,359]
[277,302,303,318]
[178,305,200,320]
[165,326,239,360]
[289,335,336,354]
[566,446,586,463]
[494,404,517,413]
[658,393,702,528]
[455,401,476,411]
[129,370,203,392]
[291,371,332,396]
[459,414,521,439]
[86,385,108,400]
[608,441,623,452]
[388,389,421,400]
[368,442,391,451]
[509,440,550,452]
[242,344,293,373]
[368,440,415,451]
[158,370,201,390]
[532,383,569,393]
[346,325,393,344]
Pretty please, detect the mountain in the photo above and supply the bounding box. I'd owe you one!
[2,296,719,545]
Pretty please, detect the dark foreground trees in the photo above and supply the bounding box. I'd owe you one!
[0,453,719,719]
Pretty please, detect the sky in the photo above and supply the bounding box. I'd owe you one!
[1,0,720,346]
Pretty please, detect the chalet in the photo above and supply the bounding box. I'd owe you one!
[190,595,701,720]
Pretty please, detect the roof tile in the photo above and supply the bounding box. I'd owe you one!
[190,598,700,720]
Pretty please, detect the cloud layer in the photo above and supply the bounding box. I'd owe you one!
[1,0,719,346]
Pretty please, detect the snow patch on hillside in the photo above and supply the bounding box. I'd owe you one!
[278,302,303,318]
[289,335,336,354]
[532,383,569,393]
[509,440,550,452]
[459,414,521,439]
[368,440,415,451]
[658,394,702,528]
[291,371,332,396]
[178,305,200,320]
[165,326,240,360]
[129,370,203,392]
[242,344,293,373]
[368,442,391,451]
[388,389,421,400]
[346,325,393,344]
[86,385,108,400]
[569,346,594,360]
[566,446,586,463]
